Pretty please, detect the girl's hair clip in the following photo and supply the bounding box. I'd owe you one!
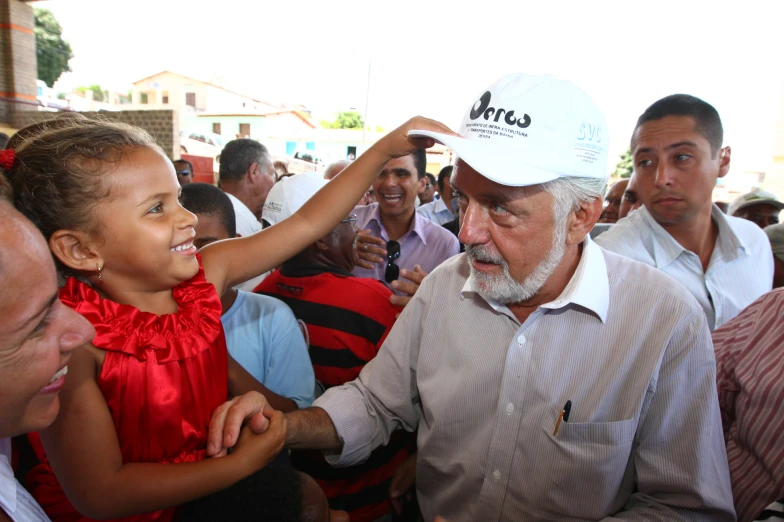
[0,149,14,172]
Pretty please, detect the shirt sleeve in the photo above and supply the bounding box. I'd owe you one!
[264,302,316,409]
[313,277,429,467]
[603,309,736,521]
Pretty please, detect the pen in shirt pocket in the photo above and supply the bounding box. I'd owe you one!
[553,400,572,436]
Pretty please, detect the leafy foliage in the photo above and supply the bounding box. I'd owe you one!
[35,8,73,87]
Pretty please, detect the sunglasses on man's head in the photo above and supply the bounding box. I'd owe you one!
[384,240,401,283]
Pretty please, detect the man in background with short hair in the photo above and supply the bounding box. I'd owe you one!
[598,179,628,223]
[418,173,437,205]
[417,165,456,225]
[353,150,459,292]
[173,159,193,186]
[219,138,275,237]
[596,94,772,331]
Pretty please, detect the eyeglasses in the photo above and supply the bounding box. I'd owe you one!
[424,184,432,189]
[341,214,358,226]
[384,240,401,283]
[176,170,192,176]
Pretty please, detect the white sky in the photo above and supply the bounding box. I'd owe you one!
[41,0,784,174]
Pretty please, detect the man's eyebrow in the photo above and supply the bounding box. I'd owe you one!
[635,141,699,155]
[451,181,517,204]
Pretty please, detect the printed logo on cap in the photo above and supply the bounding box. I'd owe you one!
[572,120,603,166]
[463,91,532,141]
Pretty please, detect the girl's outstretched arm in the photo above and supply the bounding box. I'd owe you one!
[40,345,286,519]
[200,116,457,293]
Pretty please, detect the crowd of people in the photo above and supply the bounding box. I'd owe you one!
[0,71,782,522]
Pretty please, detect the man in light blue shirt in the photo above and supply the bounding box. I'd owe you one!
[417,165,456,225]
[596,94,773,331]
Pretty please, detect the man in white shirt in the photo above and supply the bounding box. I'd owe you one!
[217,74,735,521]
[596,94,773,331]
[218,139,275,237]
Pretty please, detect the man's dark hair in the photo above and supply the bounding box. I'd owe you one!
[425,172,436,188]
[180,182,237,237]
[437,165,454,193]
[173,158,193,173]
[412,148,426,179]
[219,138,269,182]
[0,133,8,150]
[633,94,723,156]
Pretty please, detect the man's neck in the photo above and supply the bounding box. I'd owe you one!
[222,182,255,214]
[284,251,352,276]
[659,206,718,272]
[506,244,582,324]
[380,208,416,241]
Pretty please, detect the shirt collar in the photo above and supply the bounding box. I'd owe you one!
[367,203,427,245]
[460,235,609,323]
[0,450,17,517]
[641,204,749,268]
[433,197,451,214]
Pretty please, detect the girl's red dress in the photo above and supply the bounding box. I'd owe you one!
[26,260,228,522]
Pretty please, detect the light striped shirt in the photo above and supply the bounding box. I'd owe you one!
[714,289,784,522]
[595,204,773,331]
[315,236,735,522]
[0,439,50,522]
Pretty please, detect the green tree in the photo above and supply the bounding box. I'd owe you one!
[35,8,73,87]
[614,147,634,178]
[76,84,105,102]
[321,111,364,129]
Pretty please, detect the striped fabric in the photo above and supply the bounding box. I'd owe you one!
[596,204,773,331]
[255,266,415,522]
[714,289,784,522]
[315,237,735,522]
[0,446,50,522]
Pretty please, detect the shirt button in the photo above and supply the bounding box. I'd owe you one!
[506,403,514,415]
[493,469,501,480]
[517,335,526,345]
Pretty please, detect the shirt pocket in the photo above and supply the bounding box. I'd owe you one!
[530,411,637,519]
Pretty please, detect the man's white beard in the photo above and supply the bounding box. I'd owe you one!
[466,221,566,304]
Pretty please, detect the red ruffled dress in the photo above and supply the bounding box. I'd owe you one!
[26,260,228,522]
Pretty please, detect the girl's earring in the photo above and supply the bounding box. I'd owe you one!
[97,263,103,282]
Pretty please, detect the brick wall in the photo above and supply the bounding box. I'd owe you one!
[7,109,181,158]
[0,0,37,125]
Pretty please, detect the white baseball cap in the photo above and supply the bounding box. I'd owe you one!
[728,189,784,216]
[261,171,328,226]
[408,73,609,187]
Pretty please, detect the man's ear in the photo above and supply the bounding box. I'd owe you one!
[718,146,731,179]
[416,176,426,191]
[49,229,104,273]
[566,198,603,246]
[314,237,331,251]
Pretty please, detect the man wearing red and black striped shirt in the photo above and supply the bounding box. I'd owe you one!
[256,173,415,522]
[714,288,784,522]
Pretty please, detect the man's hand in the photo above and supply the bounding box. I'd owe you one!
[389,453,417,515]
[355,230,387,270]
[207,392,271,457]
[390,265,428,308]
[377,116,458,159]
[231,409,287,472]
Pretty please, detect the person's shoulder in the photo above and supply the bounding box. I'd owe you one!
[602,248,704,316]
[338,274,395,299]
[416,200,436,215]
[232,291,297,323]
[725,214,772,250]
[595,212,651,257]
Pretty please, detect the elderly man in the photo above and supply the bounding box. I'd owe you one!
[277,74,735,521]
[0,174,95,521]
[323,159,352,181]
[219,138,276,237]
[596,94,773,331]
[256,172,414,522]
[728,189,784,229]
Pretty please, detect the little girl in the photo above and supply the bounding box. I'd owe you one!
[3,115,450,521]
